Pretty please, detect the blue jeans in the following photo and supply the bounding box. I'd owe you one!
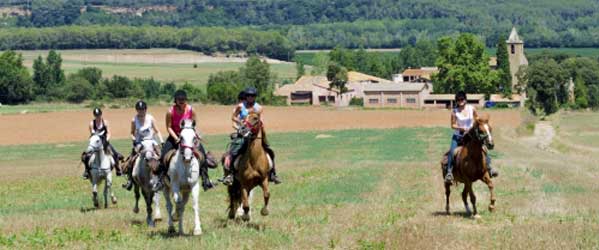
[446,134,491,176]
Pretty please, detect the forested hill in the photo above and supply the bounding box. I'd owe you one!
[3,0,599,48]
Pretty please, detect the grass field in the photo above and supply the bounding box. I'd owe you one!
[1,113,598,249]
[16,49,299,89]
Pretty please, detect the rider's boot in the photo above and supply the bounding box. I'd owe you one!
[488,166,499,178]
[81,152,90,180]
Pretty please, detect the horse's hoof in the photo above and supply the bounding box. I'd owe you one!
[488,205,495,212]
[167,226,176,234]
[260,207,269,216]
[104,204,108,209]
[193,228,202,236]
[148,219,155,228]
[241,213,250,222]
[154,216,162,222]
[133,207,140,214]
[111,197,118,205]
[93,201,99,208]
[473,214,482,220]
[172,212,180,222]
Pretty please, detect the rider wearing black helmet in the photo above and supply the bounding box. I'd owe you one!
[81,108,124,179]
[220,86,282,185]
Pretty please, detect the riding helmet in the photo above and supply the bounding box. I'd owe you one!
[174,90,187,101]
[93,108,102,117]
[244,87,258,96]
[237,91,246,101]
[135,100,147,110]
[455,91,467,102]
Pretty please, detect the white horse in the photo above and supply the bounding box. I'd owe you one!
[132,139,162,227]
[85,132,117,208]
[163,119,203,235]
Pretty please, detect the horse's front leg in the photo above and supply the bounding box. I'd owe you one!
[191,183,202,235]
[445,182,451,215]
[103,176,109,208]
[178,191,190,235]
[133,184,140,213]
[163,187,175,234]
[482,174,496,212]
[91,174,99,208]
[260,178,270,216]
[153,191,162,222]
[107,172,117,205]
[241,187,250,222]
[468,184,479,218]
[171,183,181,222]
[462,183,471,216]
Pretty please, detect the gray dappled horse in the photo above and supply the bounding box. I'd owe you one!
[132,139,162,227]
[85,131,117,208]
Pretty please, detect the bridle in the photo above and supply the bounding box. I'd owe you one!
[243,119,262,138]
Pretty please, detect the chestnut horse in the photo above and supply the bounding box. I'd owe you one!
[441,115,496,218]
[227,112,271,222]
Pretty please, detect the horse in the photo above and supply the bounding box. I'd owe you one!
[441,115,495,218]
[227,112,271,222]
[131,139,162,227]
[85,131,117,208]
[163,119,204,235]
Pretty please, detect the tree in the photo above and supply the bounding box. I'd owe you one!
[32,55,50,96]
[311,52,330,75]
[104,75,134,98]
[326,63,348,104]
[433,34,495,95]
[574,77,588,109]
[496,35,512,96]
[207,70,242,105]
[0,51,34,104]
[64,74,93,103]
[526,58,566,115]
[76,67,103,86]
[242,56,273,102]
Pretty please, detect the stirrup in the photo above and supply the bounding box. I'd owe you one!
[444,173,454,184]
[222,175,234,186]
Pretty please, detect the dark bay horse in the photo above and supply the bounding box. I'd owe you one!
[441,115,496,218]
[227,112,271,222]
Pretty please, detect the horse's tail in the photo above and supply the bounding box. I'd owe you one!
[227,180,242,217]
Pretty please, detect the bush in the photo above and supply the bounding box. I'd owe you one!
[207,70,242,105]
[349,97,363,106]
[64,75,93,103]
[180,83,207,103]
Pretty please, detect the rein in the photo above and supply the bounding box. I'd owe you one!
[243,119,262,136]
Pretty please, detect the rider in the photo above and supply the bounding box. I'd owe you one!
[122,100,164,190]
[81,108,124,179]
[221,86,282,186]
[153,90,214,191]
[444,91,498,184]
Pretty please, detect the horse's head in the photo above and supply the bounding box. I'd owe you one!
[86,131,105,153]
[179,119,199,164]
[242,112,262,138]
[472,114,494,150]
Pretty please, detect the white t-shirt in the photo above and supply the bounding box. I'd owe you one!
[453,105,474,136]
[134,114,155,143]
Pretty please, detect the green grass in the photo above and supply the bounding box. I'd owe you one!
[17,49,298,89]
[0,102,87,115]
[2,125,599,249]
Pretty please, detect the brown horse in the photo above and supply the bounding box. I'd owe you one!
[441,115,496,218]
[227,112,271,221]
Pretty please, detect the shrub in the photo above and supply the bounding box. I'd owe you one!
[349,97,363,106]
[64,75,93,103]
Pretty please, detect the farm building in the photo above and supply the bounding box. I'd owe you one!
[394,67,438,83]
[274,76,355,106]
[275,71,391,106]
[363,83,432,108]
[423,94,485,109]
[488,94,524,107]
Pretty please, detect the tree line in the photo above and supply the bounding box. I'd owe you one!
[0,50,205,105]
[4,1,599,48]
[0,26,294,60]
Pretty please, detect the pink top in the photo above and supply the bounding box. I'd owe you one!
[170,105,193,135]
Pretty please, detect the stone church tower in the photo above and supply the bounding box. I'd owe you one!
[506,27,528,92]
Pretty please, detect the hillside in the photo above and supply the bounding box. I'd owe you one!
[2,0,599,48]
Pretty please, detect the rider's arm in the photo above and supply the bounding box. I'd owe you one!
[231,105,242,130]
[472,107,479,121]
[152,117,164,144]
[166,110,178,142]
[130,119,136,141]
[104,120,112,141]
[89,121,94,135]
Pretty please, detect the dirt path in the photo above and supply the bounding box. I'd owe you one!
[521,121,556,152]
[0,106,521,145]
